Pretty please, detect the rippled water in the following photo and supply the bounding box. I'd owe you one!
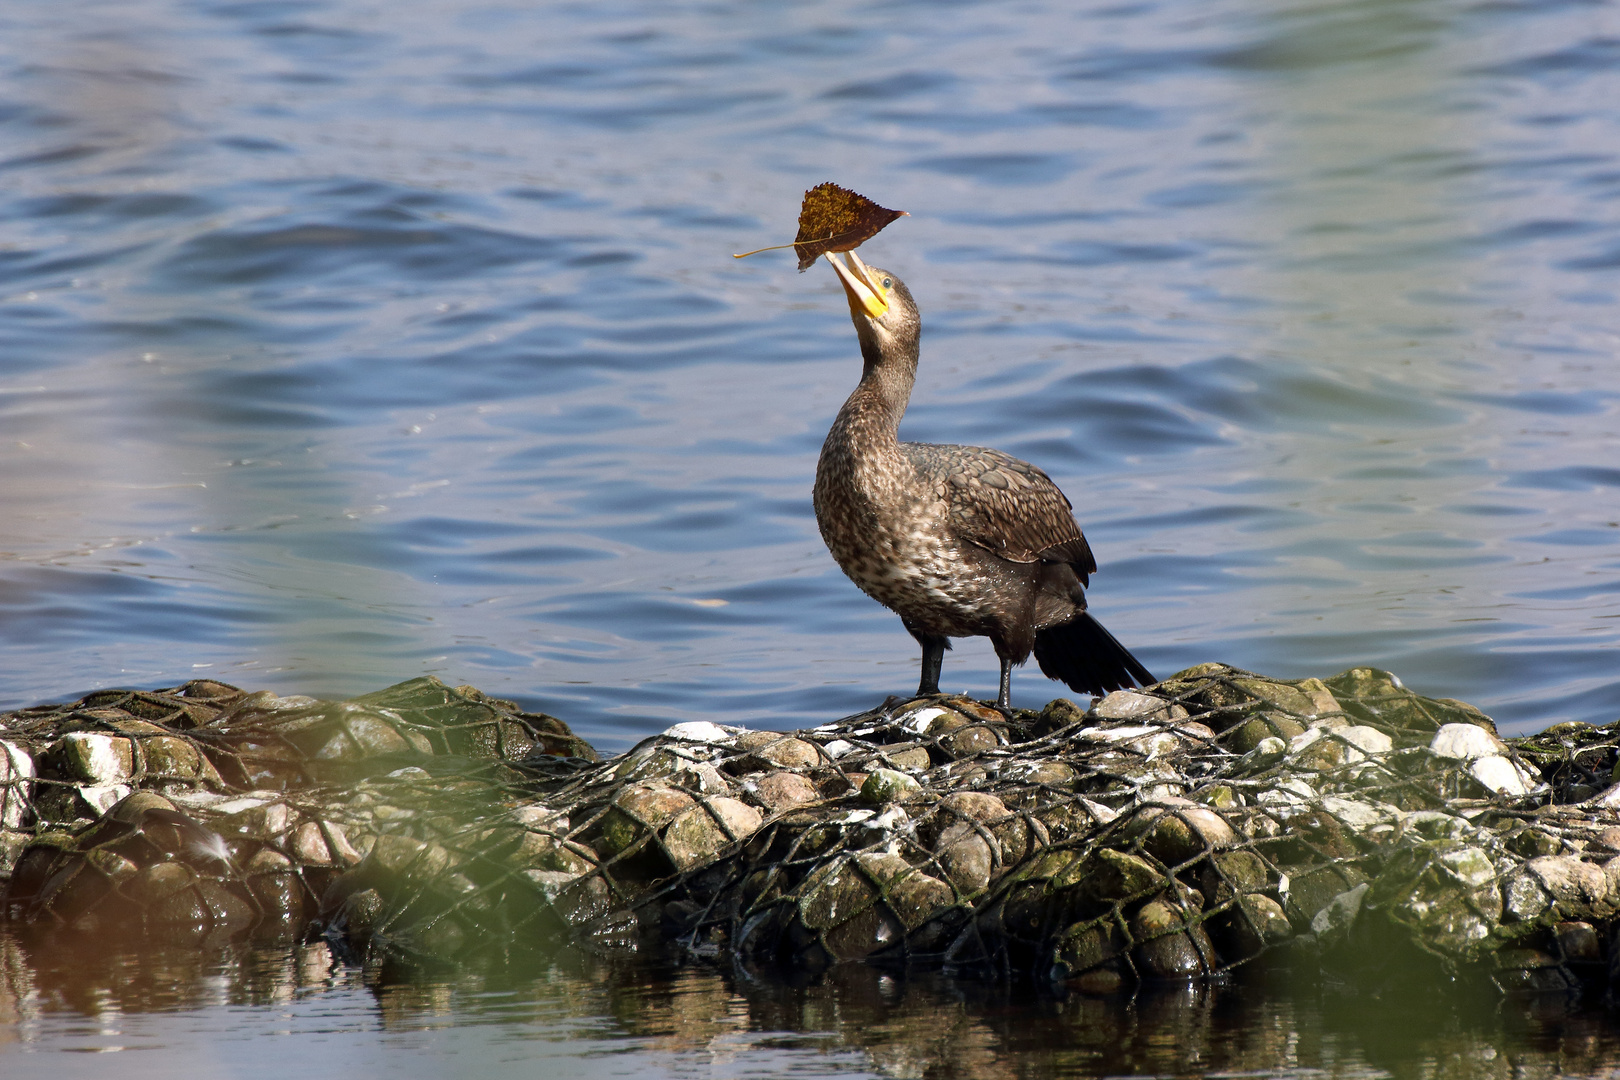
[2,0,1618,746]
[3,0,1619,1071]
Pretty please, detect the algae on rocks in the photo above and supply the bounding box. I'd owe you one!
[3,665,1619,997]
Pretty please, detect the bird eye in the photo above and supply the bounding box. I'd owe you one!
[881,277,892,288]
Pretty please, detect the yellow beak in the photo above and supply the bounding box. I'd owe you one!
[826,250,889,321]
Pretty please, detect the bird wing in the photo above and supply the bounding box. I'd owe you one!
[909,444,1098,577]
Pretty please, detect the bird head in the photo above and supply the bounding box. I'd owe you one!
[825,251,918,362]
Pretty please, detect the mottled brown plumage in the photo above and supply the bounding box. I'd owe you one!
[811,252,1153,708]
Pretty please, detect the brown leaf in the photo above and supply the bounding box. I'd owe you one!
[792,183,905,271]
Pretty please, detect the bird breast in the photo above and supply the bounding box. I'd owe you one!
[814,441,995,633]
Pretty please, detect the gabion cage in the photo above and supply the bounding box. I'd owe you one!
[4,665,1618,995]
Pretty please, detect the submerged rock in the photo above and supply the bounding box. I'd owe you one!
[1,665,1616,999]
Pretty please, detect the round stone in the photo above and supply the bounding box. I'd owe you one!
[860,769,921,804]
[749,771,819,811]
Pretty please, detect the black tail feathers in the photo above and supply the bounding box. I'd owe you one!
[1032,612,1154,698]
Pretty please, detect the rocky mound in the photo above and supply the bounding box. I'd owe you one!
[3,665,1617,994]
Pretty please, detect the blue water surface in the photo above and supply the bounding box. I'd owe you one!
[3,0,1618,749]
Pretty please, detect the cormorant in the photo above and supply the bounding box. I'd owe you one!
[812,250,1154,710]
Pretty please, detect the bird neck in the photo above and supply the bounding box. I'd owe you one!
[842,331,918,441]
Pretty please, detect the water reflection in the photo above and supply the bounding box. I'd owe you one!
[5,930,1620,1079]
[1227,0,1620,731]
[1230,0,1511,716]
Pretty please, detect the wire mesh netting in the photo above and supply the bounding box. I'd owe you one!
[3,665,1618,993]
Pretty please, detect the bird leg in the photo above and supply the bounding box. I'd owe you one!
[997,657,1013,711]
[917,636,946,696]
